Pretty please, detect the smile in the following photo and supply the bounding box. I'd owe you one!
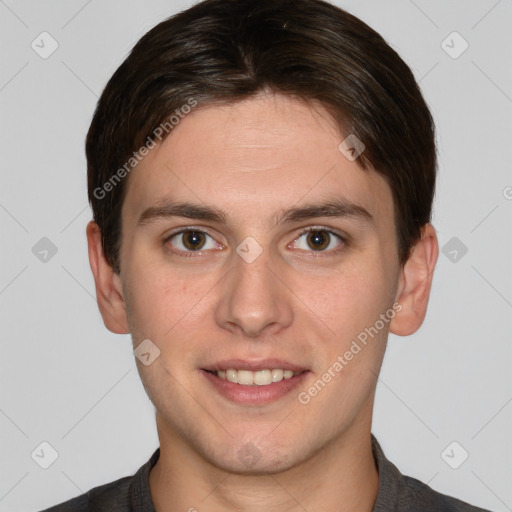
[201,363,310,405]
[207,368,301,386]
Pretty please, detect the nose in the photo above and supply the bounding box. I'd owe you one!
[215,245,293,338]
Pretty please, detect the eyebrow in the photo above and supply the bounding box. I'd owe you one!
[137,197,373,227]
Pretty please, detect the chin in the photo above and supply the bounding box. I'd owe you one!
[212,452,295,476]
[205,437,311,476]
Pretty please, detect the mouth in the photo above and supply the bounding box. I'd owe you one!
[200,359,310,405]
[204,368,304,386]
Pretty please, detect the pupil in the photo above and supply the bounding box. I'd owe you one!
[184,231,205,250]
[308,231,328,250]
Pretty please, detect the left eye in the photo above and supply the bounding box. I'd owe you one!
[289,228,344,252]
[167,230,221,252]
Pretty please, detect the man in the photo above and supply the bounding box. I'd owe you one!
[43,0,491,510]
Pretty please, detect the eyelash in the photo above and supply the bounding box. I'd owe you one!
[163,226,348,258]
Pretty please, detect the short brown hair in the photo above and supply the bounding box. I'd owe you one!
[86,0,437,274]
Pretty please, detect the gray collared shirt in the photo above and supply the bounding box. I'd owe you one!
[41,435,492,511]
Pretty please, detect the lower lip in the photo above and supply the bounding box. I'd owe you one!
[200,369,310,406]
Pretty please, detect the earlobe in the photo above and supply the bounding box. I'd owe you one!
[86,220,130,334]
[389,223,439,336]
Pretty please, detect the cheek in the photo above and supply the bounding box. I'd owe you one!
[301,261,390,341]
[122,257,216,344]
[121,256,172,341]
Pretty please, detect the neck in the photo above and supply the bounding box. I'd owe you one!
[149,415,379,512]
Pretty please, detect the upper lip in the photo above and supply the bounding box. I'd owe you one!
[202,359,308,372]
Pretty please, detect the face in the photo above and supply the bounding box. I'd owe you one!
[110,93,405,473]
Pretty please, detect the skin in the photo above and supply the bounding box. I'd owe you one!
[87,92,438,512]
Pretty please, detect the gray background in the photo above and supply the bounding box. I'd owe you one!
[0,0,511,511]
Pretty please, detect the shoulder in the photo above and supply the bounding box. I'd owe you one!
[39,475,132,512]
[39,448,159,512]
[371,435,492,512]
[399,473,492,512]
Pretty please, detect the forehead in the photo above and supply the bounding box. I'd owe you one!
[122,94,394,229]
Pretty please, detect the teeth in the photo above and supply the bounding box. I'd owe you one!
[238,370,254,385]
[226,369,238,383]
[216,368,299,386]
[254,369,271,385]
[272,369,284,382]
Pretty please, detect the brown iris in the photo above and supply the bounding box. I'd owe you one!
[182,231,207,250]
[306,230,330,251]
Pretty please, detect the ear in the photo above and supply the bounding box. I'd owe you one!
[389,223,439,336]
[86,220,130,334]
